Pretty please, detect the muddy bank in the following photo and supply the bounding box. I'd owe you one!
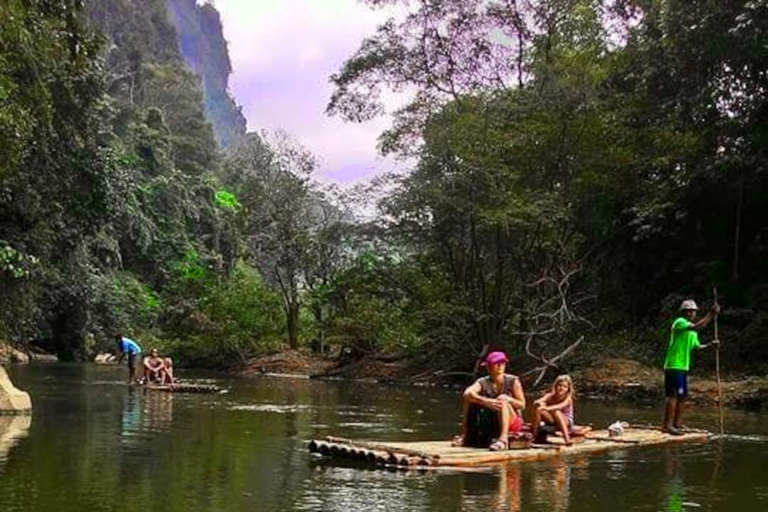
[243,350,411,382]
[243,351,768,411]
[574,358,768,411]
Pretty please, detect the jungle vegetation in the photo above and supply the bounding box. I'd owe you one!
[1,0,767,376]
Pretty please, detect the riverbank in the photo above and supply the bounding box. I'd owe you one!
[243,351,768,411]
[573,358,768,411]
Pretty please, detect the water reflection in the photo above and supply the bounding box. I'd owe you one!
[120,387,175,448]
[120,387,142,441]
[141,388,174,432]
[531,458,572,512]
[0,414,31,465]
[2,367,768,512]
[492,464,521,512]
[662,448,686,512]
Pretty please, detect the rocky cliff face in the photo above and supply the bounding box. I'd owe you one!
[87,0,247,149]
[166,0,247,148]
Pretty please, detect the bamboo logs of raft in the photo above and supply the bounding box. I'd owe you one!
[144,382,222,393]
[309,426,710,469]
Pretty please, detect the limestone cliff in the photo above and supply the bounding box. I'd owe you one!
[166,0,247,148]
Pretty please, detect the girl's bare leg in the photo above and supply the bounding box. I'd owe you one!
[534,410,555,442]
[553,411,571,444]
[531,407,542,440]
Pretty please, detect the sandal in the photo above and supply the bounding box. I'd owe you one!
[489,438,508,451]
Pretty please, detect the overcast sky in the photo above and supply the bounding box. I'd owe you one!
[214,0,403,184]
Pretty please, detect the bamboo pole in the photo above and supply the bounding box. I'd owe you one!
[584,435,641,444]
[324,436,440,461]
[714,288,724,435]
[629,424,710,434]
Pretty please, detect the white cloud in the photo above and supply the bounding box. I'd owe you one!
[213,0,410,184]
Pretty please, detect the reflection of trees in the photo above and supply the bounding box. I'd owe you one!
[0,415,31,465]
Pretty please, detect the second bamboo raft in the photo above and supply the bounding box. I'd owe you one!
[143,382,222,393]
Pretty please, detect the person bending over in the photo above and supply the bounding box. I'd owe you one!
[454,351,526,451]
[115,334,142,384]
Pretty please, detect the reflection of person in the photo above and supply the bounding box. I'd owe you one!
[662,447,685,512]
[143,388,174,432]
[551,459,571,512]
[531,375,575,445]
[453,351,526,451]
[143,349,165,384]
[531,459,571,512]
[115,334,142,384]
[492,464,521,512]
[662,299,720,435]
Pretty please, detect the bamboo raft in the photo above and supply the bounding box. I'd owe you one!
[309,426,709,469]
[143,382,222,394]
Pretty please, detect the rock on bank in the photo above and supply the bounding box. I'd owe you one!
[0,365,31,413]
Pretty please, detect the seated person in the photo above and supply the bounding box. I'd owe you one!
[453,351,526,451]
[531,374,575,445]
[161,357,174,385]
[142,349,165,384]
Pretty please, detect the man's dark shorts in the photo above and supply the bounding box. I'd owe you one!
[128,353,136,371]
[664,370,688,398]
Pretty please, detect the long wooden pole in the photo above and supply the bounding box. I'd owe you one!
[714,287,724,435]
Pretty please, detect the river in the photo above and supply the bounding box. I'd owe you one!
[1,364,766,512]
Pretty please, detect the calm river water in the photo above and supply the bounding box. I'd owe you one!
[1,364,766,512]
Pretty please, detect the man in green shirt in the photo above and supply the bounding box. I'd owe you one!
[662,299,720,435]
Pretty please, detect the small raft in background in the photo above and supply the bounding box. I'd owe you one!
[308,426,709,469]
[143,382,223,394]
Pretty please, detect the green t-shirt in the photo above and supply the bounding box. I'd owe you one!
[664,317,700,371]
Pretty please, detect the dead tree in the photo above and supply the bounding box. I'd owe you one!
[516,264,594,388]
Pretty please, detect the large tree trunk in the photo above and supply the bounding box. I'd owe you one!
[287,298,300,350]
[732,180,743,283]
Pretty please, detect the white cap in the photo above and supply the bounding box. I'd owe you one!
[679,299,699,311]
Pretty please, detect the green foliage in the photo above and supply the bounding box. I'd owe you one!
[0,241,38,279]
[4,0,768,375]
[162,262,283,366]
[173,248,207,281]
[214,188,240,210]
[327,0,768,373]
[321,250,428,355]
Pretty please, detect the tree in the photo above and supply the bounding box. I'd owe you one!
[223,132,320,349]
